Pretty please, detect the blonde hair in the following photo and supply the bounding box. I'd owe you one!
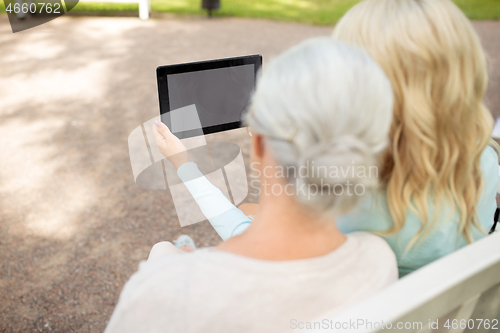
[332,0,494,246]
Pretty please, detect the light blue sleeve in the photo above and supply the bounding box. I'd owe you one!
[177,162,251,240]
[476,145,499,236]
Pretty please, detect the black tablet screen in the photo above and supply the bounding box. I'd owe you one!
[166,64,255,134]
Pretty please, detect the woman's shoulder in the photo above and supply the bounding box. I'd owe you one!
[136,250,214,277]
[347,232,395,255]
[336,195,393,233]
[346,233,398,266]
[481,145,499,178]
[477,145,499,207]
[104,254,206,333]
[124,254,200,293]
[341,232,398,285]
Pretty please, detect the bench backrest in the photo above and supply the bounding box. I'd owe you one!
[309,231,500,332]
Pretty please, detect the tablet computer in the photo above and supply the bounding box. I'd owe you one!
[156,55,262,139]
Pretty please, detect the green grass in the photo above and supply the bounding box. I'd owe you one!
[150,0,362,25]
[1,0,500,25]
[453,0,500,20]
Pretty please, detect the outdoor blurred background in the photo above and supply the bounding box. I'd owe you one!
[1,0,500,24]
[0,0,499,332]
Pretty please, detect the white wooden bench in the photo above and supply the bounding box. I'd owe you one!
[309,231,500,332]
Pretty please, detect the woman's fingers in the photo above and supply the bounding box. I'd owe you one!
[152,125,165,143]
[154,120,173,138]
[152,120,188,161]
[152,125,171,157]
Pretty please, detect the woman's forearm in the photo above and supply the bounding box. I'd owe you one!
[177,162,251,240]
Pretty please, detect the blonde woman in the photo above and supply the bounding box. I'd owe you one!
[105,38,397,333]
[331,0,499,277]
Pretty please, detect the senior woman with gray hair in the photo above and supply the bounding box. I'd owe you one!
[105,37,397,333]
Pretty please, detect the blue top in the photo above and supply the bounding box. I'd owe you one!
[337,146,499,277]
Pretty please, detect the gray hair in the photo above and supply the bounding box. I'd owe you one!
[245,37,393,217]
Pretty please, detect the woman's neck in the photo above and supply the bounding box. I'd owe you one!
[216,188,347,261]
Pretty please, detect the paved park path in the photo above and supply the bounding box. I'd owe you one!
[0,14,499,332]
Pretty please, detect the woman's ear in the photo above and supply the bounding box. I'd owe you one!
[251,133,265,163]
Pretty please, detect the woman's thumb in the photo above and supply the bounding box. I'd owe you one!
[155,120,172,137]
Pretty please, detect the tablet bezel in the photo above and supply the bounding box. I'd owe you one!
[156,54,262,138]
